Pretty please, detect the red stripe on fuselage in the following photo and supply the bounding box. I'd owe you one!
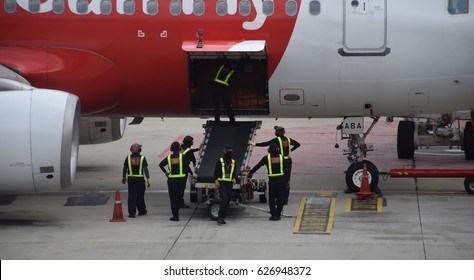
[0,1,299,116]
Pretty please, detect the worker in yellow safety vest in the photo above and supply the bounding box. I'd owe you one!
[213,147,237,224]
[212,62,236,123]
[247,143,290,221]
[159,141,195,221]
[122,143,151,218]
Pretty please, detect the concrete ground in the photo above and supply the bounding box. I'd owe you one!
[1,118,473,265]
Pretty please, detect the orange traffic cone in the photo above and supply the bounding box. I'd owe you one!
[356,163,374,199]
[109,189,127,222]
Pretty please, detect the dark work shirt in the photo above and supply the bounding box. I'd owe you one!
[255,136,301,158]
[249,154,290,181]
[213,158,237,182]
[159,152,193,176]
[122,152,150,179]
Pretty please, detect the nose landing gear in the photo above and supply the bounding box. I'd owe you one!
[336,116,381,193]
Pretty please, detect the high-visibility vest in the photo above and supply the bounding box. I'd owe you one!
[182,147,191,155]
[127,155,145,177]
[218,158,235,182]
[277,136,291,159]
[167,154,186,178]
[214,64,234,86]
[267,154,284,177]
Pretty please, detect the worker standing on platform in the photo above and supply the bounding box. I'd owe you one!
[213,147,237,225]
[159,141,195,221]
[247,143,289,221]
[122,143,151,218]
[179,135,200,208]
[249,126,300,204]
[212,62,235,123]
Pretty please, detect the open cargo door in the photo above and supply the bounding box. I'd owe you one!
[182,40,269,116]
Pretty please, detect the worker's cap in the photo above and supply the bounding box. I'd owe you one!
[274,126,285,136]
[170,141,181,152]
[183,135,194,145]
[130,143,142,153]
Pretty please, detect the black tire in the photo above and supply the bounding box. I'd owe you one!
[464,178,474,194]
[397,121,415,159]
[464,122,474,160]
[207,201,220,221]
[345,160,379,193]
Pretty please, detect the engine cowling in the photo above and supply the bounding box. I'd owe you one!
[80,117,126,145]
[0,89,80,194]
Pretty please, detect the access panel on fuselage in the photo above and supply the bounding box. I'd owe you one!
[187,54,269,116]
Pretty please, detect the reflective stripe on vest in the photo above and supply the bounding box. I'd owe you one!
[277,136,291,159]
[167,154,186,178]
[128,155,144,177]
[267,154,284,177]
[218,158,235,182]
[182,147,191,155]
[214,64,234,86]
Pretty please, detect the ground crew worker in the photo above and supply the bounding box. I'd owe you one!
[122,143,151,218]
[159,141,195,221]
[179,135,200,208]
[247,143,289,221]
[212,62,235,123]
[213,147,237,225]
[249,126,300,204]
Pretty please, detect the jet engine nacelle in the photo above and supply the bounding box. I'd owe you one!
[0,89,80,194]
[80,117,126,145]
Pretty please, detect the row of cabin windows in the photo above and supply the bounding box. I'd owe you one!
[4,0,321,16]
[4,0,470,16]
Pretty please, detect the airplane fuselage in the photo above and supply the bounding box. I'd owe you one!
[1,0,474,118]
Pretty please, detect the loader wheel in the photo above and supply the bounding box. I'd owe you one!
[207,201,220,221]
[464,178,474,194]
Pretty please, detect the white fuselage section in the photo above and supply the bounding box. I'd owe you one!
[270,0,474,118]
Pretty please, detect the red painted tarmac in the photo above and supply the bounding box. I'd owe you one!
[164,119,472,176]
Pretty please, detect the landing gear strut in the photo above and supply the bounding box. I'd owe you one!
[337,116,380,193]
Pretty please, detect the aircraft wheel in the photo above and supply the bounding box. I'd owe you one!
[397,120,415,159]
[463,122,474,160]
[207,201,220,221]
[345,160,379,193]
[464,178,474,194]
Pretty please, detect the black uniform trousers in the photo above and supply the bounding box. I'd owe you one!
[179,175,188,207]
[283,158,293,204]
[218,181,234,220]
[212,82,235,122]
[168,177,186,218]
[128,178,147,216]
[268,176,287,217]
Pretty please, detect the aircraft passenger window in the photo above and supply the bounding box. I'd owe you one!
[76,0,88,14]
[124,0,135,15]
[5,0,17,13]
[239,0,251,16]
[286,0,297,16]
[216,0,228,16]
[170,0,181,16]
[29,0,40,13]
[53,0,65,14]
[448,0,469,14]
[100,0,112,15]
[262,0,274,16]
[309,0,321,16]
[147,0,159,15]
[193,0,205,16]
